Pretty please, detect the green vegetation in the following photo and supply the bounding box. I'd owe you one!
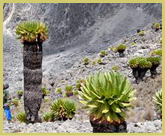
[11,98,19,107]
[44,98,50,102]
[79,71,136,123]
[65,85,73,97]
[65,85,73,92]
[153,89,162,116]
[74,90,79,95]
[131,42,135,46]
[51,98,77,120]
[15,21,48,43]
[100,50,108,57]
[42,87,50,96]
[155,22,160,30]
[17,91,23,96]
[116,44,127,51]
[92,61,96,66]
[56,87,62,94]
[138,59,152,69]
[17,112,27,123]
[111,66,119,71]
[150,49,162,57]
[138,31,145,36]
[147,56,161,66]
[83,57,90,65]
[97,58,103,64]
[129,57,143,69]
[42,112,55,122]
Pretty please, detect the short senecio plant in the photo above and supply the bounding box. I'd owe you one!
[17,112,27,123]
[153,89,162,118]
[79,71,136,125]
[51,98,77,120]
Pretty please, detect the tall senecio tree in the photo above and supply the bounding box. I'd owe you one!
[15,21,48,123]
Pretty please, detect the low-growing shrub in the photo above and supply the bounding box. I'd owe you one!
[100,50,108,57]
[92,61,96,66]
[154,22,160,31]
[74,90,79,95]
[17,112,27,123]
[83,57,90,65]
[44,98,50,102]
[116,44,127,57]
[153,89,162,118]
[17,91,23,96]
[43,112,55,122]
[11,98,19,107]
[97,58,103,64]
[111,66,119,71]
[65,85,73,97]
[56,87,62,94]
[138,31,145,36]
[42,87,50,99]
[150,49,162,57]
[17,91,23,99]
[51,98,77,120]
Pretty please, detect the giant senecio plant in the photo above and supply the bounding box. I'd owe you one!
[79,71,136,133]
[15,21,48,123]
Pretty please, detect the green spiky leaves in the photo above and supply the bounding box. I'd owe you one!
[15,21,48,43]
[51,98,78,120]
[17,112,27,123]
[153,89,162,115]
[79,71,136,123]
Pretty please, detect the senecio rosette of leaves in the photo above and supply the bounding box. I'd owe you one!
[15,21,48,43]
[115,44,127,57]
[138,59,152,69]
[17,112,27,123]
[147,56,161,66]
[129,57,143,69]
[116,44,127,51]
[51,98,78,121]
[79,71,136,133]
[153,89,162,118]
[43,112,55,122]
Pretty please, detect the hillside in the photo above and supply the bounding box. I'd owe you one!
[3,3,162,133]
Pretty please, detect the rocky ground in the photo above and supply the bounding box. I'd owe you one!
[3,119,162,133]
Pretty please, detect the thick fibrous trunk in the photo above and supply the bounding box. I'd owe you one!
[23,41,43,123]
[90,116,127,133]
[150,64,159,78]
